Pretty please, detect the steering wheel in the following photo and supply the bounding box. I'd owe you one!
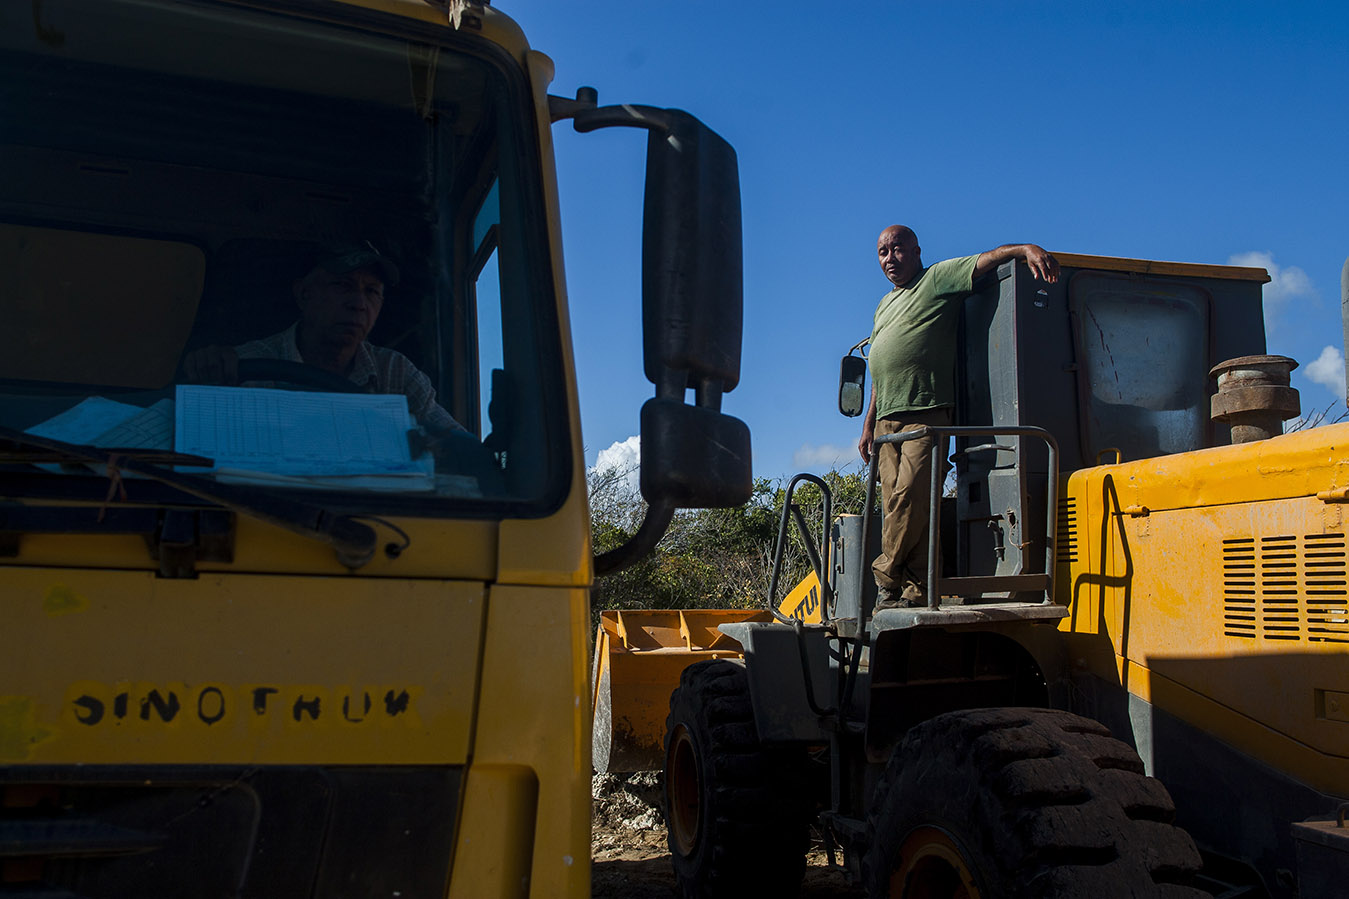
[236,359,364,393]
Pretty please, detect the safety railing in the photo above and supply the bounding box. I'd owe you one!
[766,472,834,626]
[860,425,1059,615]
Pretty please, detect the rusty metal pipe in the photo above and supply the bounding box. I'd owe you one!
[1210,355,1300,443]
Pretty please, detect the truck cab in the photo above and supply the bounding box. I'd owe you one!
[0,2,747,896]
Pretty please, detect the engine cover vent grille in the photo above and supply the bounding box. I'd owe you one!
[1222,533,1348,643]
[1222,537,1256,638]
[1304,533,1349,643]
[1056,497,1078,564]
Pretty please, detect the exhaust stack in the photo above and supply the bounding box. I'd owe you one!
[1210,355,1300,443]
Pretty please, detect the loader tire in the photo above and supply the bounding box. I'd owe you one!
[863,707,1206,899]
[663,659,811,899]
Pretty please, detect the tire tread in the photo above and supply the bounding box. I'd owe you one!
[665,660,811,898]
[862,708,1202,898]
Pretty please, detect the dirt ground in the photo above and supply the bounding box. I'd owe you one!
[591,772,862,899]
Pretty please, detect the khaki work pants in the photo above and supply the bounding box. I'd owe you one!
[871,407,952,593]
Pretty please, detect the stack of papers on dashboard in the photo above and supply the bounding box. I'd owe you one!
[174,385,434,490]
[27,397,174,450]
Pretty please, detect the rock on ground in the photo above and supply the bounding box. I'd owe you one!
[591,772,677,898]
[589,771,860,898]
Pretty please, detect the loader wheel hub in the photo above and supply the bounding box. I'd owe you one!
[666,724,701,857]
[889,826,981,899]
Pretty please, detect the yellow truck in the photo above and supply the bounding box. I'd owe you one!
[0,1,748,896]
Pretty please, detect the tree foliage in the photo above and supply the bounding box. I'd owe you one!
[588,463,874,627]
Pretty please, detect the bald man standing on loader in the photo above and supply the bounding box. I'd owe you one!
[860,225,1060,609]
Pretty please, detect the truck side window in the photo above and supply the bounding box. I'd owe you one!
[471,181,503,442]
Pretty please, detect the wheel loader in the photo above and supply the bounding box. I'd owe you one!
[594,253,1349,896]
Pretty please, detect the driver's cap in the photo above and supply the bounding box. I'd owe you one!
[313,241,399,288]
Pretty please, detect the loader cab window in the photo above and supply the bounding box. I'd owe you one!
[1070,274,1213,462]
[0,0,568,517]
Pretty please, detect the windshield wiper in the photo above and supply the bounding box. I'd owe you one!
[0,427,377,568]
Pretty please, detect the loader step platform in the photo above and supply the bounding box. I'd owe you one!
[870,601,1068,632]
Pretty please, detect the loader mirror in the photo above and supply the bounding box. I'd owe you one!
[839,354,867,417]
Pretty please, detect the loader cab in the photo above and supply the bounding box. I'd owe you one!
[952,255,1270,588]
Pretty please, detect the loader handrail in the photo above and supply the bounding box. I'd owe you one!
[767,473,834,625]
[860,424,1059,625]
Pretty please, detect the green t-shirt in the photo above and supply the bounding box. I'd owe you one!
[868,254,978,418]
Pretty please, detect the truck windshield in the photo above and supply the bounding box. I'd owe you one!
[0,0,567,516]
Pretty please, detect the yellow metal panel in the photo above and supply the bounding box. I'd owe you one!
[7,514,498,581]
[470,585,590,899]
[590,609,769,771]
[496,488,590,588]
[779,571,824,622]
[1129,660,1349,797]
[0,568,483,765]
[1112,423,1349,512]
[616,608,686,649]
[1121,498,1349,756]
[494,50,592,592]
[488,46,590,593]
[603,651,719,762]
[448,764,540,899]
[1059,440,1349,796]
[678,608,769,650]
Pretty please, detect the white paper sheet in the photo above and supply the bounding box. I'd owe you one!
[174,385,432,481]
[27,397,150,446]
[90,399,175,449]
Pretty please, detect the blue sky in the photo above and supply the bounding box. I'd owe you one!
[508,1,1349,484]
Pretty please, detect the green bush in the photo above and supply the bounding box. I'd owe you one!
[587,463,874,627]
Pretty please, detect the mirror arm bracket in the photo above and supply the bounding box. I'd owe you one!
[593,501,676,577]
[546,87,599,123]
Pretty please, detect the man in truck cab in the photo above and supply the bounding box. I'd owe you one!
[859,225,1059,609]
[183,242,463,433]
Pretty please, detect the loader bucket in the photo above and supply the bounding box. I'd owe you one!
[591,607,771,773]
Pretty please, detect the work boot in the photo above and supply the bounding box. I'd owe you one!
[874,584,922,611]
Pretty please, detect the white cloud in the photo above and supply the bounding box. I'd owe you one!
[792,442,854,470]
[1305,345,1347,403]
[1227,251,1316,336]
[590,435,641,493]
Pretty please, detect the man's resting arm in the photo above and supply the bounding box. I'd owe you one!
[973,244,1060,283]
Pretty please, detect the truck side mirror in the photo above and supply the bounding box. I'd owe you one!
[564,97,751,572]
[839,354,867,417]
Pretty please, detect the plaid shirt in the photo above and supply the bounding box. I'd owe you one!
[236,323,463,433]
